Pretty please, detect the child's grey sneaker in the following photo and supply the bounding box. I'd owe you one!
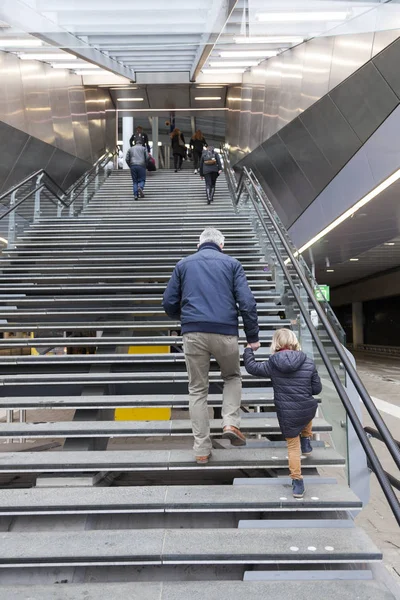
[292,479,305,498]
[301,436,313,455]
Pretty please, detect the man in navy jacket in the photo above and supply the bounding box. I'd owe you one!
[163,228,260,463]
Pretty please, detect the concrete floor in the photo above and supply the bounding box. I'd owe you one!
[321,352,400,583]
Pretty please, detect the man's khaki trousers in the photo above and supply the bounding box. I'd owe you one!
[183,332,242,456]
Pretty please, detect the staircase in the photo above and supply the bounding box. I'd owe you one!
[0,168,395,598]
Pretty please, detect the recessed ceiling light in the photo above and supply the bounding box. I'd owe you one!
[256,12,349,22]
[19,53,76,60]
[194,96,222,101]
[209,61,259,68]
[234,36,304,44]
[220,51,277,58]
[117,98,144,101]
[0,38,43,47]
[349,258,359,261]
[384,242,395,246]
[327,269,335,272]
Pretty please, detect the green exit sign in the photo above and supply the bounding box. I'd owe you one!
[315,284,330,302]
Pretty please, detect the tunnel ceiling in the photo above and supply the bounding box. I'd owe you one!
[0,1,387,85]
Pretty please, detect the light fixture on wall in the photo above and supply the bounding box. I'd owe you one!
[117,98,144,101]
[349,258,359,262]
[256,12,349,22]
[194,97,222,101]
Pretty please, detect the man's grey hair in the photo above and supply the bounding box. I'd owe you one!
[199,228,225,247]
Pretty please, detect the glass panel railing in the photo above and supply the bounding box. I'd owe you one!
[244,167,346,345]
[222,146,400,524]
[240,176,349,481]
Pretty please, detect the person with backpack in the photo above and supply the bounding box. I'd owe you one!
[200,146,222,204]
[171,128,186,172]
[129,126,150,152]
[190,130,207,174]
[125,140,149,201]
[243,328,322,499]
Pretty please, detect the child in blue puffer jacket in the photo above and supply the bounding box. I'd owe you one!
[243,328,322,498]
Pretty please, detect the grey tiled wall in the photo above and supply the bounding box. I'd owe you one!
[0,51,116,194]
[228,31,400,230]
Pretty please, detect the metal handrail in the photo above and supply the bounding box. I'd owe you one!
[0,148,117,206]
[365,427,400,492]
[222,148,400,525]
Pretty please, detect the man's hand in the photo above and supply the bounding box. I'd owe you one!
[246,342,261,351]
[218,170,222,174]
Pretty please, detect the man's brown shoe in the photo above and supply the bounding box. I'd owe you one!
[196,454,211,465]
[222,425,246,446]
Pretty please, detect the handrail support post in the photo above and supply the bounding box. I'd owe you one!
[7,191,16,249]
[69,190,75,217]
[33,174,44,223]
[83,175,89,210]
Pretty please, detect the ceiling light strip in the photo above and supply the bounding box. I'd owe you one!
[0,38,42,47]
[18,54,76,60]
[234,36,304,44]
[220,51,277,58]
[256,12,349,22]
[298,167,400,255]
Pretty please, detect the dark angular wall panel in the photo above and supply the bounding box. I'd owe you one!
[329,62,398,143]
[372,36,400,97]
[299,96,361,172]
[236,35,400,230]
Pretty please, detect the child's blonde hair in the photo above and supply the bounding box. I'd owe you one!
[271,328,301,354]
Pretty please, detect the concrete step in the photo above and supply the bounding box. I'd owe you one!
[0,293,279,305]
[0,580,395,600]
[0,483,361,515]
[0,417,332,439]
[0,292,280,306]
[0,318,290,333]
[0,392,276,409]
[0,351,282,366]
[0,282,276,292]
[0,307,282,320]
[0,527,381,567]
[0,447,346,473]
[0,334,276,349]
[0,370,272,387]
